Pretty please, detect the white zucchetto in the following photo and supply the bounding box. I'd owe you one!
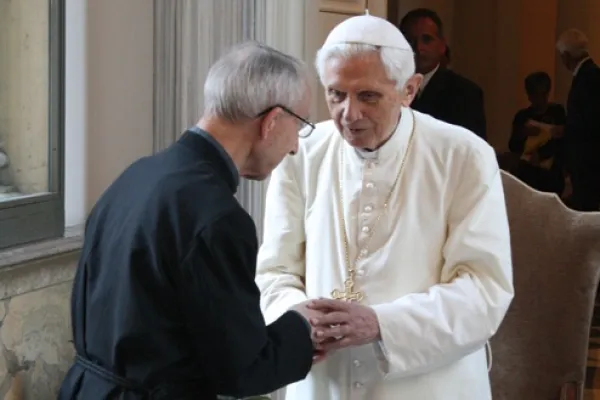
[322,15,412,51]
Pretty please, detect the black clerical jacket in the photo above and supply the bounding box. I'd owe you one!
[563,58,600,211]
[58,130,313,399]
[411,67,487,141]
[565,58,600,170]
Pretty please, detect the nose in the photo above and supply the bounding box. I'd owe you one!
[416,39,427,54]
[342,97,362,123]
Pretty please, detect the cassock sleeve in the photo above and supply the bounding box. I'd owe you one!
[371,143,514,380]
[255,156,309,324]
[179,208,314,397]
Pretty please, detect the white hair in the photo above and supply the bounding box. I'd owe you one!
[556,29,589,58]
[203,42,309,122]
[314,43,415,91]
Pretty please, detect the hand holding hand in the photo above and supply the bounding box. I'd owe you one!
[290,300,330,363]
[312,349,327,364]
[290,300,325,337]
[307,298,381,352]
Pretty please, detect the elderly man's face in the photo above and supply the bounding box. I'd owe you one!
[242,89,310,181]
[559,52,576,71]
[322,52,409,150]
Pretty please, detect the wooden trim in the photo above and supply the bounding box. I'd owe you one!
[319,10,363,17]
[387,0,399,24]
[318,0,366,15]
[0,195,64,250]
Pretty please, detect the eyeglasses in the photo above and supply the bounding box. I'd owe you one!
[255,105,316,138]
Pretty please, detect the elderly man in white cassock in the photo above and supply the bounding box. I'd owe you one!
[255,14,513,400]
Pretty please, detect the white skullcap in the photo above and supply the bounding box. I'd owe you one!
[322,15,412,51]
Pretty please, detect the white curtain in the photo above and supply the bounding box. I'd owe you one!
[153,0,268,238]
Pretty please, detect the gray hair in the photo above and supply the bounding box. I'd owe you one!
[314,44,415,91]
[203,41,309,122]
[556,29,589,58]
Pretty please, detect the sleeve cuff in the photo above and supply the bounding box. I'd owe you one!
[288,310,312,337]
[268,310,314,381]
[371,303,397,375]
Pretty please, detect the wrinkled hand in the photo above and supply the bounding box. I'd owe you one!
[290,300,330,363]
[307,298,380,352]
[312,349,327,364]
[290,300,326,337]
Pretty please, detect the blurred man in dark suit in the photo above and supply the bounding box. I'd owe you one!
[556,29,600,211]
[400,8,487,141]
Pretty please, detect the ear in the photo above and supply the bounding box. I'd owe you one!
[258,107,281,140]
[400,74,423,107]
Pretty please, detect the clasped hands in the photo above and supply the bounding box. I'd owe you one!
[292,298,380,364]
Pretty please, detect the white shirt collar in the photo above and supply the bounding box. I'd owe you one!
[574,56,591,76]
[419,63,440,94]
[350,106,414,163]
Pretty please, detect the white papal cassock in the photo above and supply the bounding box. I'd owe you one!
[256,108,514,400]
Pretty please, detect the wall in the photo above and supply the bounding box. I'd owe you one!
[65,0,154,226]
[0,251,78,399]
[517,0,559,107]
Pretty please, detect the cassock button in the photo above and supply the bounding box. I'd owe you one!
[361,226,370,233]
[354,382,363,389]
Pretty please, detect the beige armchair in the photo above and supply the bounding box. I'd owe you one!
[490,171,600,399]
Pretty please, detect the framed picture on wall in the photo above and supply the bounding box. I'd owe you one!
[318,0,367,15]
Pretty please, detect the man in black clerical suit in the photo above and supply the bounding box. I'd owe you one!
[556,29,600,211]
[58,42,320,399]
[400,8,487,141]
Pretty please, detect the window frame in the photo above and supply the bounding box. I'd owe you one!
[0,0,65,250]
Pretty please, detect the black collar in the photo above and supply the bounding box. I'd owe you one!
[176,130,240,192]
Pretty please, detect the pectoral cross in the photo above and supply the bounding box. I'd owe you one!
[331,272,364,302]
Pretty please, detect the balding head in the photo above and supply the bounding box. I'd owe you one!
[557,29,589,57]
[556,29,590,72]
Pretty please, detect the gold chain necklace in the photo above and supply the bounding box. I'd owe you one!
[331,110,417,302]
